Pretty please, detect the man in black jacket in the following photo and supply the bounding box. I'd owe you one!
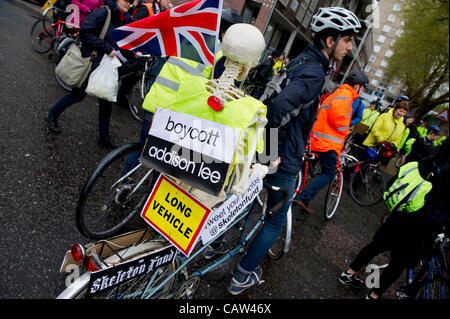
[226,7,362,295]
[250,50,282,99]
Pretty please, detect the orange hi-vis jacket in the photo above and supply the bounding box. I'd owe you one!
[310,83,359,157]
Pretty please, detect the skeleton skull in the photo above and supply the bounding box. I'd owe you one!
[221,23,266,81]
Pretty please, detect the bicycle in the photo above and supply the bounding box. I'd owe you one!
[126,55,167,122]
[347,142,389,207]
[30,6,79,91]
[30,6,78,54]
[58,175,288,299]
[395,233,449,299]
[266,141,358,261]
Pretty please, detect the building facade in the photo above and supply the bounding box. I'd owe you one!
[171,0,375,91]
[362,0,407,106]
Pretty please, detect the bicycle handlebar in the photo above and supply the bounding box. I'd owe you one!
[262,180,289,215]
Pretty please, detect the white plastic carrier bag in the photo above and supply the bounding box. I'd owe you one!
[86,54,122,102]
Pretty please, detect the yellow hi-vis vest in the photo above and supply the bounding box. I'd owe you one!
[383,161,432,213]
[142,56,267,181]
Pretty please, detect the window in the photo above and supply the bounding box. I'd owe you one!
[375,69,384,78]
[380,60,388,67]
[374,45,381,53]
[295,0,318,28]
[385,50,394,57]
[279,0,289,6]
[390,39,396,46]
[369,55,376,63]
[387,14,396,23]
[377,35,386,43]
[291,0,299,12]
[396,29,404,37]
[364,65,371,73]
[388,86,396,93]
[371,79,379,86]
[382,25,391,33]
[393,4,401,12]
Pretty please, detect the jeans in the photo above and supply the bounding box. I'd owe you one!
[297,150,337,205]
[238,170,297,273]
[48,84,113,138]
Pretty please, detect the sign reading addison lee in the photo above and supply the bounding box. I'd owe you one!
[140,108,241,196]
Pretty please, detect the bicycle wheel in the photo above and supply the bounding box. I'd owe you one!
[57,239,178,299]
[128,78,145,122]
[414,275,449,299]
[323,169,343,220]
[52,37,74,91]
[76,143,157,239]
[30,19,54,54]
[349,163,386,206]
[267,205,292,260]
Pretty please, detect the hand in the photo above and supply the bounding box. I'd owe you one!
[135,51,143,58]
[108,50,117,57]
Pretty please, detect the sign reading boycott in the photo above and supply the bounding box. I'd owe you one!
[200,173,263,245]
[140,108,241,195]
[141,175,211,257]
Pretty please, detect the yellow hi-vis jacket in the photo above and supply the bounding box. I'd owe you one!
[142,56,267,180]
[383,161,432,213]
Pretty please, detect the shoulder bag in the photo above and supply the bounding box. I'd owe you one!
[55,6,111,88]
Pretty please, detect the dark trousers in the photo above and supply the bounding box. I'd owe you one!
[349,212,434,296]
[297,150,337,205]
[48,83,113,138]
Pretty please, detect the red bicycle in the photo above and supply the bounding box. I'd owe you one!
[30,6,79,54]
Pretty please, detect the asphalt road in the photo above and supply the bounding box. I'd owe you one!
[1,0,400,301]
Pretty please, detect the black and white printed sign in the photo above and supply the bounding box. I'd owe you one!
[86,246,176,296]
[140,108,241,195]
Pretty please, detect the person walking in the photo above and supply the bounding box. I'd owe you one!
[46,0,133,149]
[294,71,368,214]
[227,7,362,295]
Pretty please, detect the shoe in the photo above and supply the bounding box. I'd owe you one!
[228,266,263,296]
[395,286,412,299]
[294,199,314,214]
[98,136,120,149]
[203,241,229,260]
[338,271,366,289]
[46,114,61,133]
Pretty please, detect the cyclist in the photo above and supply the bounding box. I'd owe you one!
[250,50,283,99]
[403,126,442,164]
[360,100,381,134]
[338,139,449,299]
[294,71,368,214]
[362,96,409,165]
[46,0,134,149]
[227,6,362,295]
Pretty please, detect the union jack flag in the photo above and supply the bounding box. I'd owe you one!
[112,0,222,66]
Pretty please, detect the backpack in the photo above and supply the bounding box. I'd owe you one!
[261,57,320,107]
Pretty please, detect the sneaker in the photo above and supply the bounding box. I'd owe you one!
[228,266,263,296]
[338,271,366,289]
[395,286,412,299]
[294,199,314,214]
[46,114,61,133]
[203,241,229,260]
[98,136,119,149]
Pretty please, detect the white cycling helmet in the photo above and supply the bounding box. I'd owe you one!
[311,7,361,34]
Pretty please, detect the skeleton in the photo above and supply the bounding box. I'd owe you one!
[176,23,271,207]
